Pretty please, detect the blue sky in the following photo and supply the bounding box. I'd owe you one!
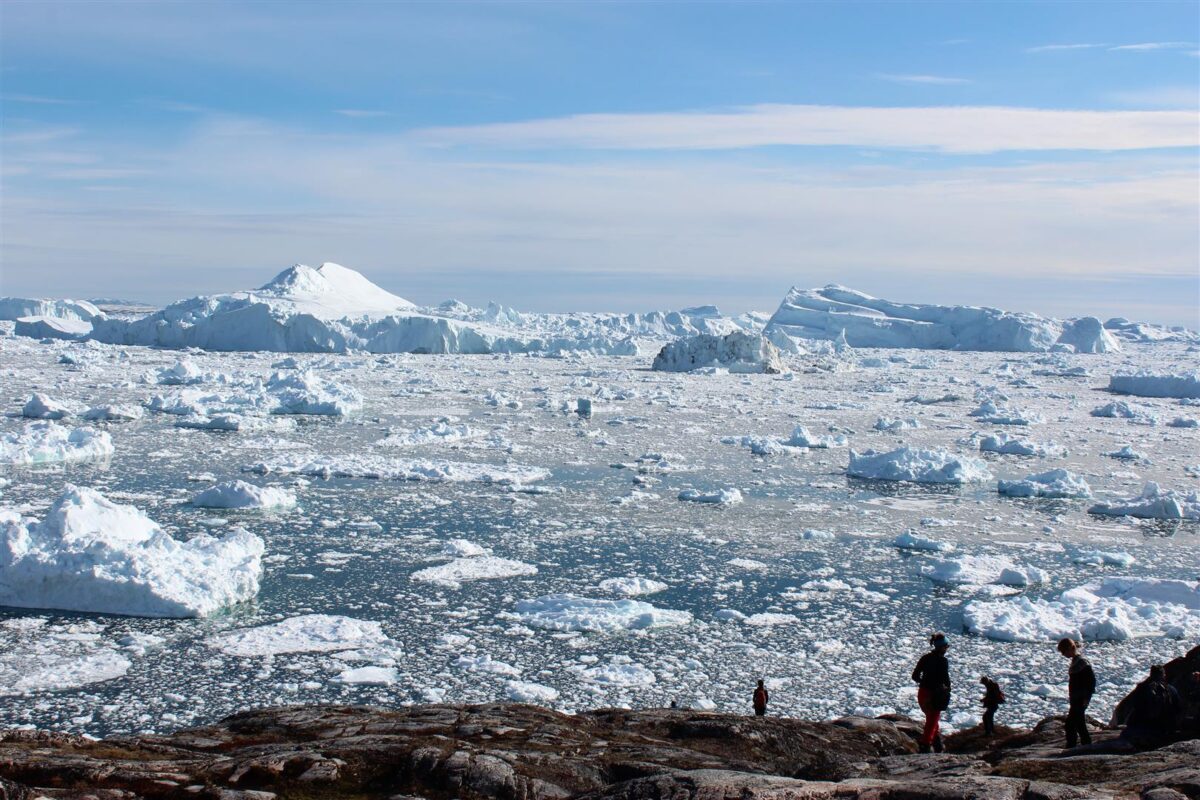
[2,1,1197,325]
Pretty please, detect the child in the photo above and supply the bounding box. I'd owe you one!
[980,676,1005,735]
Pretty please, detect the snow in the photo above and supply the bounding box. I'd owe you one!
[22,393,75,420]
[652,331,785,374]
[0,423,114,465]
[1108,372,1200,399]
[977,432,1063,457]
[847,447,992,484]
[764,284,1118,353]
[209,615,390,656]
[244,454,549,485]
[411,556,538,589]
[0,487,263,618]
[598,577,669,596]
[678,487,743,505]
[511,594,692,632]
[1088,482,1200,520]
[922,554,1044,586]
[998,469,1092,499]
[192,480,297,510]
[964,578,1200,642]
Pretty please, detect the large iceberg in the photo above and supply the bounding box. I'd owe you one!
[0,487,263,617]
[765,285,1120,353]
[0,297,103,323]
[651,332,785,374]
[1107,372,1200,400]
[964,578,1200,642]
[847,447,992,484]
[1088,482,1200,521]
[0,423,113,466]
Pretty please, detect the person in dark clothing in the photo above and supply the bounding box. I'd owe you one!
[752,680,769,716]
[912,633,951,753]
[1058,638,1095,748]
[1120,664,1183,749]
[979,676,1005,736]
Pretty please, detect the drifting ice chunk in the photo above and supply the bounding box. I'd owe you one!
[874,417,922,432]
[441,538,490,557]
[782,425,848,448]
[977,433,1063,458]
[893,530,954,552]
[1091,400,1149,420]
[244,454,549,485]
[22,393,75,420]
[969,399,1043,426]
[266,371,363,416]
[964,577,1200,642]
[678,488,743,505]
[454,654,520,676]
[0,487,263,618]
[411,556,537,589]
[575,660,656,686]
[192,480,297,510]
[377,421,477,447]
[153,359,208,386]
[209,614,389,656]
[1105,445,1144,461]
[1088,482,1200,520]
[847,447,992,484]
[652,332,785,374]
[1073,550,1136,568]
[512,594,692,632]
[922,554,1044,586]
[1108,372,1200,400]
[506,680,559,703]
[0,423,114,465]
[83,404,144,422]
[333,666,398,685]
[998,469,1092,499]
[0,297,102,323]
[599,577,669,596]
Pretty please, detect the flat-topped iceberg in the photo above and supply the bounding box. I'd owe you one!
[192,480,297,510]
[0,423,113,466]
[977,432,1064,457]
[0,487,263,617]
[764,284,1119,353]
[1108,372,1200,400]
[964,577,1200,642]
[0,297,103,323]
[847,447,992,484]
[922,554,1044,586]
[998,469,1092,499]
[411,556,537,589]
[652,332,785,374]
[510,594,692,633]
[1088,482,1200,521]
[208,614,389,656]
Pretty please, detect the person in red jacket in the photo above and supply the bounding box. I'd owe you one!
[752,679,769,716]
[912,633,951,753]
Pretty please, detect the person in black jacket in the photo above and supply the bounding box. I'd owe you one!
[752,679,769,717]
[912,633,951,753]
[1119,664,1183,748]
[1058,638,1095,748]
[979,676,1005,736]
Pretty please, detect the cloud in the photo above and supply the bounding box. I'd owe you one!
[1026,43,1107,53]
[1,93,76,105]
[411,104,1198,154]
[1105,86,1199,109]
[877,74,972,85]
[1110,41,1195,51]
[333,109,391,118]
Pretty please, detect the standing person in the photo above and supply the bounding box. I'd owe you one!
[912,633,951,753]
[1119,664,1183,749]
[979,676,1005,736]
[1057,638,1095,748]
[752,679,769,717]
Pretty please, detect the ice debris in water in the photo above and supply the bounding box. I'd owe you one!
[509,594,692,632]
[964,578,1200,642]
[21,393,77,420]
[243,454,549,485]
[208,614,391,656]
[921,554,1045,586]
[598,577,669,596]
[1088,482,1200,520]
[969,398,1044,426]
[411,556,538,589]
[1073,550,1136,568]
[847,447,992,484]
[677,487,743,505]
[0,486,263,618]
[82,404,144,422]
[0,422,114,465]
[998,469,1092,499]
[977,433,1064,457]
[192,480,297,510]
[893,529,954,552]
[874,417,922,432]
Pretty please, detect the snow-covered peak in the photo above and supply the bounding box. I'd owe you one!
[258,262,416,315]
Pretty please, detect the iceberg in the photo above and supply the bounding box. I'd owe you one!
[243,454,549,485]
[0,297,102,323]
[1088,482,1200,521]
[651,331,785,374]
[0,423,113,466]
[1108,372,1200,400]
[998,469,1092,499]
[21,393,76,420]
[208,614,388,656]
[192,480,297,510]
[14,316,93,341]
[765,285,1120,353]
[511,594,692,633]
[847,447,992,484]
[977,432,1064,457]
[0,487,263,618]
[964,577,1200,642]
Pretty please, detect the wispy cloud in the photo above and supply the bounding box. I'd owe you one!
[412,104,1198,154]
[1027,43,1107,53]
[1110,41,1195,51]
[1106,86,1199,109]
[877,73,972,86]
[333,109,391,118]
[1,93,77,105]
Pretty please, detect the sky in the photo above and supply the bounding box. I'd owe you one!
[1,1,1198,326]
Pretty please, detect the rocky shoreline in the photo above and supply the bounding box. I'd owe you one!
[1,702,1197,800]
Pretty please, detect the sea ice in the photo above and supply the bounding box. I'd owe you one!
[847,447,992,484]
[244,454,550,485]
[333,666,399,685]
[997,469,1092,499]
[411,556,538,589]
[192,480,297,510]
[510,594,692,633]
[893,530,954,552]
[83,404,145,422]
[598,577,669,596]
[21,393,75,420]
[209,614,390,656]
[922,554,1044,586]
[506,680,560,703]
[0,423,114,465]
[677,488,743,505]
[977,433,1063,457]
[1088,482,1200,520]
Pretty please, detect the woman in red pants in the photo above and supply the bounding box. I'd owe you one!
[911,633,952,753]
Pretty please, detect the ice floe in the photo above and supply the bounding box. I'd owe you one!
[0,423,114,465]
[598,577,669,596]
[976,432,1064,457]
[847,447,992,484]
[921,554,1045,586]
[411,556,538,589]
[510,594,692,632]
[998,469,1092,499]
[1088,482,1200,520]
[192,480,297,510]
[677,487,743,505]
[244,454,549,485]
[22,393,76,420]
[208,614,390,656]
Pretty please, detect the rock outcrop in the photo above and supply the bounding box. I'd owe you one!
[1,703,1197,800]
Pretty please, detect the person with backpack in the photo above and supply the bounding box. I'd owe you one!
[912,633,952,753]
[1058,638,1095,748]
[1119,664,1183,749]
[979,676,1005,735]
[752,679,769,717]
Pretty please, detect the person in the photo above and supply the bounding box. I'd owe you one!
[912,633,951,753]
[1120,664,1183,749]
[979,676,1005,736]
[1058,638,1095,748]
[752,679,769,716]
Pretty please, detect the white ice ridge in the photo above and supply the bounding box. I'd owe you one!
[764,285,1121,353]
[0,486,263,618]
[510,594,692,632]
[0,423,114,466]
[243,454,550,485]
[964,577,1200,642]
[1108,372,1200,399]
[651,332,785,374]
[411,556,538,589]
[998,469,1092,499]
[192,480,297,509]
[847,447,992,484]
[208,614,390,656]
[1088,482,1200,521]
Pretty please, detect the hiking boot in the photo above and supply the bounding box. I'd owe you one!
[918,742,932,754]
[932,735,944,753]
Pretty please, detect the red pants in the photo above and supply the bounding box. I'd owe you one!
[917,687,941,745]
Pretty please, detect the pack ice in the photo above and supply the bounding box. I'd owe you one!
[764,285,1120,352]
[0,487,263,617]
